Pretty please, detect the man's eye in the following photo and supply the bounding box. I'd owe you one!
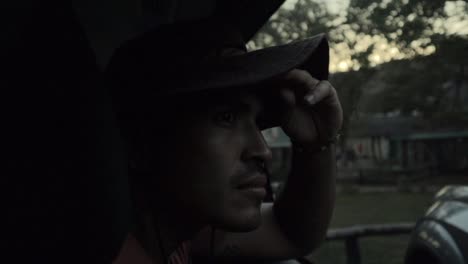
[214,110,237,126]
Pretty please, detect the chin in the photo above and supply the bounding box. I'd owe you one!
[215,206,262,232]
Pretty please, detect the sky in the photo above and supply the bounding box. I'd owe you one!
[269,0,468,73]
[283,0,350,14]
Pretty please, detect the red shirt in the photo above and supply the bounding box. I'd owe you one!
[113,234,192,264]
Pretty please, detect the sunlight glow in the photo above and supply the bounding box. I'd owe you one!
[338,61,349,71]
[372,54,381,63]
[390,47,399,55]
[283,0,350,13]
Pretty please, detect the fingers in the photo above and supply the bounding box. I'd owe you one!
[277,87,296,108]
[260,68,341,129]
[283,69,343,134]
[303,80,335,106]
[282,69,336,107]
[282,69,320,96]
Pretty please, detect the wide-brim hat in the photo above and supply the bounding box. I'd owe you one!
[107,17,329,109]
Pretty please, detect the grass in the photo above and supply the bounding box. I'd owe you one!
[307,192,435,264]
[330,192,434,227]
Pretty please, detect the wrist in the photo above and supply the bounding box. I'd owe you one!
[291,133,340,155]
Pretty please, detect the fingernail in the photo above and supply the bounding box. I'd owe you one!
[305,94,315,105]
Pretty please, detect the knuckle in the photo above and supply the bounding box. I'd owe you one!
[318,80,331,89]
[292,68,309,76]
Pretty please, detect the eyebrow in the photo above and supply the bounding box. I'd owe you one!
[225,95,264,116]
[191,89,264,116]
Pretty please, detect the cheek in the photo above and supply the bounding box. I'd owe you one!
[178,142,262,223]
[177,127,242,181]
[167,136,242,209]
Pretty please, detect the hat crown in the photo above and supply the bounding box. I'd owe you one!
[120,19,247,66]
[107,18,248,93]
[106,18,329,114]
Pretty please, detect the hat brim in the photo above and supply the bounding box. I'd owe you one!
[168,33,329,95]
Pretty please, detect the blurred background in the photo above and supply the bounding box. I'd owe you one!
[259,1,468,263]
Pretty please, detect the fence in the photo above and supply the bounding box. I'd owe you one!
[325,222,415,264]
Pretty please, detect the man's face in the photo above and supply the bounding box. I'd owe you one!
[157,89,273,232]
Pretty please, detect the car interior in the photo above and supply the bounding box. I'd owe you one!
[4,1,467,263]
[3,0,305,263]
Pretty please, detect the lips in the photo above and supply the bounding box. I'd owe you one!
[237,174,268,189]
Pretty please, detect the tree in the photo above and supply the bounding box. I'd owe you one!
[359,36,468,116]
[248,0,338,49]
[346,0,465,53]
[251,0,468,152]
[342,0,468,122]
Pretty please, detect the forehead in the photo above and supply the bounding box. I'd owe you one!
[178,86,266,112]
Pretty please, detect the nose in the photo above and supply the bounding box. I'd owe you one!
[241,127,273,164]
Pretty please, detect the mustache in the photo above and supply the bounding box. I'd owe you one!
[234,160,274,201]
[233,160,270,182]
[242,159,269,175]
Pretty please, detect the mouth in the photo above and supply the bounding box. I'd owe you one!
[236,174,267,199]
[237,173,267,188]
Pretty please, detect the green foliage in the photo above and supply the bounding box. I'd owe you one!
[360,34,468,117]
[252,0,468,143]
[249,0,338,49]
[253,0,467,67]
[347,0,451,56]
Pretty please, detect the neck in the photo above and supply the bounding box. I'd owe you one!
[133,207,204,263]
